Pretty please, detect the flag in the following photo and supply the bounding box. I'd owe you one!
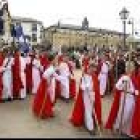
[14,24,30,53]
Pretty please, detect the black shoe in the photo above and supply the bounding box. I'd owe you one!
[19,98,25,101]
[7,98,13,102]
[89,130,96,135]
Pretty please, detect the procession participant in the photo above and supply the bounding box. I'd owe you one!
[56,53,71,101]
[68,56,76,99]
[12,50,23,99]
[25,51,34,94]
[105,63,136,137]
[114,53,126,82]
[70,62,102,134]
[32,51,42,95]
[98,53,110,97]
[40,51,50,74]
[32,53,58,119]
[82,51,90,72]
[1,48,14,101]
[12,50,28,100]
[131,53,140,138]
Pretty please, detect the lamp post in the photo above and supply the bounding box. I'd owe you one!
[128,18,134,49]
[119,7,129,50]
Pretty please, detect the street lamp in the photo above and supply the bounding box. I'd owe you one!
[119,7,129,50]
[128,18,135,49]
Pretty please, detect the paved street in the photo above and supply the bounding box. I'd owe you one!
[0,70,127,138]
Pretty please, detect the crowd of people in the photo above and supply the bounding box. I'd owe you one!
[0,45,140,138]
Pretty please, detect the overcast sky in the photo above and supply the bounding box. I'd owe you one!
[8,0,140,35]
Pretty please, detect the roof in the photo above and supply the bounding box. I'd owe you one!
[45,23,124,36]
[12,16,43,25]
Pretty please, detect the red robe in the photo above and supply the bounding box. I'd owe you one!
[26,55,34,93]
[105,74,136,131]
[70,73,102,127]
[131,71,140,137]
[0,53,4,102]
[67,61,76,99]
[12,53,23,99]
[32,78,53,119]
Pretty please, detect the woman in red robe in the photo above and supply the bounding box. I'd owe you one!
[12,51,23,99]
[70,63,102,134]
[32,54,57,119]
[25,53,34,94]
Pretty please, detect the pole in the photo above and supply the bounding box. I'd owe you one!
[123,20,126,50]
[132,19,134,50]
[52,31,53,47]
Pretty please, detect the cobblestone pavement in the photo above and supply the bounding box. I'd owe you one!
[0,70,128,138]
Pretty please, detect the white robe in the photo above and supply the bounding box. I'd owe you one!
[19,56,29,99]
[113,75,135,136]
[43,65,56,103]
[81,74,95,131]
[1,57,14,99]
[57,62,70,99]
[32,58,41,94]
[98,61,109,96]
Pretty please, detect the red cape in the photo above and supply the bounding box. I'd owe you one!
[12,53,23,99]
[32,78,53,118]
[70,73,102,127]
[0,53,4,102]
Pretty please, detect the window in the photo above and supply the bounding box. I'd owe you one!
[32,34,37,42]
[32,23,37,32]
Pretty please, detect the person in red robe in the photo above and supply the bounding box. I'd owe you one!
[67,56,76,99]
[70,62,102,134]
[12,51,23,99]
[82,52,90,73]
[105,64,137,137]
[40,52,50,74]
[131,55,140,138]
[25,52,34,94]
[32,53,58,119]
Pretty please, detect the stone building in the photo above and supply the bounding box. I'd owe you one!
[44,17,126,50]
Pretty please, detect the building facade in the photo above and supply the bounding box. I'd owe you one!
[44,18,131,50]
[12,16,44,47]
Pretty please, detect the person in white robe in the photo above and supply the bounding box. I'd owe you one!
[19,53,30,99]
[113,75,136,136]
[1,52,14,100]
[32,54,42,95]
[98,55,110,96]
[57,55,71,100]
[81,71,95,132]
